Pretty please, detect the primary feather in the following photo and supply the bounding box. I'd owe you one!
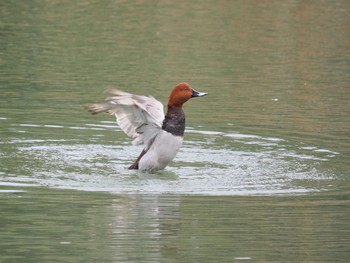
[84,88,164,146]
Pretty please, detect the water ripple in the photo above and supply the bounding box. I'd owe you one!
[1,127,336,196]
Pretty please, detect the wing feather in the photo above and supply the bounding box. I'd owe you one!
[83,88,165,146]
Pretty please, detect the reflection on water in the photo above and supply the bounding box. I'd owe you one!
[0,188,348,262]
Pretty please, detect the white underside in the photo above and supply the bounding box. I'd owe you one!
[138,131,183,172]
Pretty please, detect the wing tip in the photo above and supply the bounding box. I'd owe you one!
[104,87,128,95]
[82,103,111,115]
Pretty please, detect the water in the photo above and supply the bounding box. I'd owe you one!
[1,127,338,195]
[1,1,349,262]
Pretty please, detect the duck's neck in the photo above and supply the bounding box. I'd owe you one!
[162,106,185,136]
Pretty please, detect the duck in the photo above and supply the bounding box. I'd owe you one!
[84,82,207,172]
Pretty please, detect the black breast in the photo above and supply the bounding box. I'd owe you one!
[162,107,185,136]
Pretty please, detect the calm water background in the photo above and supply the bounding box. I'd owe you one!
[1,1,349,262]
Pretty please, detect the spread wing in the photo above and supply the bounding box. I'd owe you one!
[84,88,165,145]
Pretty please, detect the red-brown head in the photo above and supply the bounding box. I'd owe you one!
[167,83,207,108]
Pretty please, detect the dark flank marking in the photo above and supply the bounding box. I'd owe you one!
[128,133,158,170]
[128,148,147,169]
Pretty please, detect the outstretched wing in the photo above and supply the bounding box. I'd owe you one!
[84,88,164,144]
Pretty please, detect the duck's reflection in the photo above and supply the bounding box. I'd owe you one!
[89,194,181,261]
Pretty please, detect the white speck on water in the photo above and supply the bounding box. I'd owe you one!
[59,241,71,245]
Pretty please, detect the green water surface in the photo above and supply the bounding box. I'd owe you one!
[1,1,349,262]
